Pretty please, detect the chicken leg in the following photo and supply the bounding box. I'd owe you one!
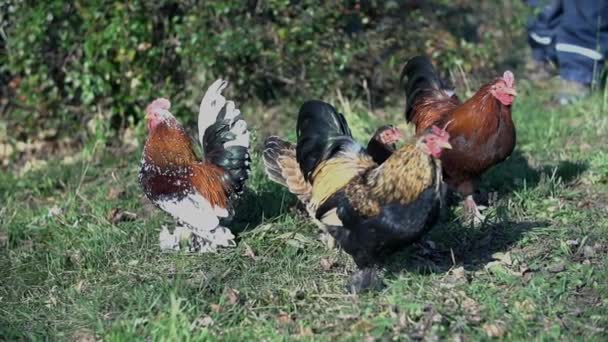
[457,181,487,226]
[346,267,384,293]
[464,195,487,225]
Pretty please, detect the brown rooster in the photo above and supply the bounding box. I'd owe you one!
[139,80,250,252]
[401,56,517,223]
[265,100,451,292]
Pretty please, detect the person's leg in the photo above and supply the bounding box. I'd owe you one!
[527,0,562,64]
[555,0,608,87]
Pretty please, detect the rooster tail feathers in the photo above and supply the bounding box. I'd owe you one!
[263,136,312,203]
[200,80,250,196]
[296,100,361,181]
[401,56,448,122]
[263,136,293,187]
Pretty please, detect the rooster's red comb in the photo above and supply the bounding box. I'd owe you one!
[502,71,515,88]
[146,98,171,115]
[431,124,450,140]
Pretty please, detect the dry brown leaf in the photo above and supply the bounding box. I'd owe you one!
[351,320,374,333]
[47,205,63,218]
[320,258,335,271]
[108,187,126,200]
[70,329,97,342]
[483,321,507,337]
[461,297,482,324]
[242,242,256,261]
[195,315,214,328]
[107,208,137,224]
[441,266,467,288]
[277,312,295,325]
[582,245,595,258]
[225,288,240,305]
[210,304,222,313]
[298,325,314,337]
[547,262,566,273]
[491,251,512,266]
[75,280,86,293]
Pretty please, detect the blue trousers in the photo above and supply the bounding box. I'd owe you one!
[527,0,608,85]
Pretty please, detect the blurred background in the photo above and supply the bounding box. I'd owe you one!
[0,1,528,173]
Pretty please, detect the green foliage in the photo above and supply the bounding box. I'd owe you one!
[2,0,528,138]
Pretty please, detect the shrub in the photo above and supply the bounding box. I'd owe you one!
[1,1,527,139]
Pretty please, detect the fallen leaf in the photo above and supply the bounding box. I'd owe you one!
[106,208,137,224]
[351,320,374,333]
[441,266,467,288]
[483,321,506,337]
[582,245,595,259]
[108,187,126,200]
[242,242,256,261]
[75,280,86,293]
[547,262,566,273]
[277,312,295,325]
[225,288,240,305]
[210,304,222,313]
[320,258,335,271]
[566,239,580,247]
[514,299,536,320]
[491,251,512,266]
[70,329,96,342]
[195,315,214,328]
[461,296,482,324]
[298,325,314,337]
[47,205,63,217]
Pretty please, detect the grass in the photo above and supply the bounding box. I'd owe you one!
[1,83,608,340]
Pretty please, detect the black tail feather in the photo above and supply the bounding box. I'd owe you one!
[400,56,444,121]
[295,100,359,181]
[203,119,250,196]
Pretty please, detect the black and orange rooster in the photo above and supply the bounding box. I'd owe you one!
[264,100,451,291]
[139,80,250,252]
[264,122,402,248]
[401,56,517,223]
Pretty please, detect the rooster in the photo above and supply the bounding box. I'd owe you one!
[139,80,250,252]
[401,56,517,224]
[263,122,402,247]
[266,100,451,291]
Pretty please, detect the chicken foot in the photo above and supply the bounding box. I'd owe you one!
[463,195,487,226]
[346,267,384,293]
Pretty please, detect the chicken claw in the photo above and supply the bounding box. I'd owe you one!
[464,195,486,226]
[346,267,384,293]
[319,231,337,249]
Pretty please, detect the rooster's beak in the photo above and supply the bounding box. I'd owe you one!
[504,87,517,96]
[441,141,453,150]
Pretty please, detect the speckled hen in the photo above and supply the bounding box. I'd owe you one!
[265,100,451,292]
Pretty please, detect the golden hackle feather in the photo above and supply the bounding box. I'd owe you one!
[346,141,440,218]
[309,155,375,212]
[144,123,198,167]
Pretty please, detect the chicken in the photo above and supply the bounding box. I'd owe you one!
[139,79,250,252]
[366,125,404,164]
[266,100,451,292]
[401,56,517,224]
[263,122,402,247]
